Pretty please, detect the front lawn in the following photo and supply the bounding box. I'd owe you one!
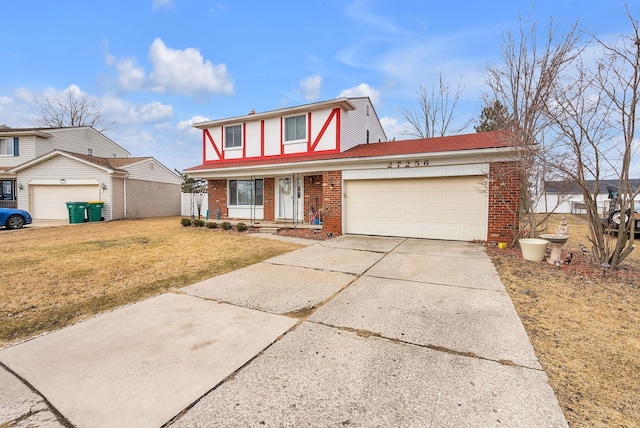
[491,214,640,427]
[0,217,302,348]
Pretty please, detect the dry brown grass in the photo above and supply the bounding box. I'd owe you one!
[0,217,302,349]
[491,214,640,427]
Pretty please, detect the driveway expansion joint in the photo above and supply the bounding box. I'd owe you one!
[309,321,543,371]
[361,274,508,293]
[0,361,73,428]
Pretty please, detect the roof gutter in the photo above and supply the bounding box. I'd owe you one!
[193,98,357,129]
[186,146,519,179]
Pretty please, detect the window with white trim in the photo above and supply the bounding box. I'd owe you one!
[229,179,264,206]
[87,148,94,156]
[284,114,306,142]
[225,125,242,148]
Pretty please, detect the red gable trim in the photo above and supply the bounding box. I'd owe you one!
[242,123,247,158]
[311,108,339,151]
[260,120,265,158]
[203,129,223,162]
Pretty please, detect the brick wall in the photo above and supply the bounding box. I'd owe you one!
[322,170,342,234]
[208,179,228,219]
[304,175,323,224]
[487,162,520,242]
[263,178,274,221]
[125,179,181,219]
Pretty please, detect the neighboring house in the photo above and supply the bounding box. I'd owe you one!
[535,179,640,215]
[185,97,521,242]
[0,126,181,220]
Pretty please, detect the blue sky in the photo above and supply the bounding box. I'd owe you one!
[0,0,635,172]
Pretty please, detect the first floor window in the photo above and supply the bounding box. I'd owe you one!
[285,114,306,142]
[229,179,263,205]
[225,125,242,148]
[1,180,14,200]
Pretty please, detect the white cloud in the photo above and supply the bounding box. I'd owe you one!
[100,95,173,125]
[178,115,210,134]
[209,3,227,13]
[152,0,172,10]
[106,38,233,96]
[338,83,381,106]
[299,75,322,100]
[379,116,414,141]
[0,96,12,105]
[115,57,146,92]
[147,38,233,96]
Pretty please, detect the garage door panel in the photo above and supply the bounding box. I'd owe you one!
[31,185,100,220]
[345,176,487,241]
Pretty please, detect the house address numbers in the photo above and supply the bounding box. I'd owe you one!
[387,160,429,168]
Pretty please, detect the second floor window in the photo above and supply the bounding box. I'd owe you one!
[225,125,242,148]
[285,114,306,142]
[0,138,13,156]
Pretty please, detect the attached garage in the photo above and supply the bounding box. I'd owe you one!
[30,184,100,220]
[344,176,487,241]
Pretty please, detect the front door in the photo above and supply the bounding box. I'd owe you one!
[277,176,303,221]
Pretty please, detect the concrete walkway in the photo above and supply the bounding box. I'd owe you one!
[0,236,567,427]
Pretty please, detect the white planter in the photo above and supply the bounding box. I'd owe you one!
[519,238,549,262]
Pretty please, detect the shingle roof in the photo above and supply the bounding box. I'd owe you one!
[185,130,514,171]
[545,179,640,194]
[58,150,151,171]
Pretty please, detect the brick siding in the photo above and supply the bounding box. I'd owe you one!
[208,179,228,219]
[487,161,520,242]
[125,179,181,219]
[263,178,274,221]
[304,175,323,224]
[321,171,342,235]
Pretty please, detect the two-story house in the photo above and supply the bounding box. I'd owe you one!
[0,126,181,221]
[185,97,521,242]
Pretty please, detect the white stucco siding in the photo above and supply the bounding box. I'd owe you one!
[204,126,222,162]
[123,159,181,185]
[310,109,338,152]
[263,118,280,156]
[245,121,261,158]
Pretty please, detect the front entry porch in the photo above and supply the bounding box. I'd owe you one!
[206,171,342,235]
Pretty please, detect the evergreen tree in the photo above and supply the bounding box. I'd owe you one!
[475,100,512,132]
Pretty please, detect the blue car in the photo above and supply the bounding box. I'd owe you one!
[0,207,33,230]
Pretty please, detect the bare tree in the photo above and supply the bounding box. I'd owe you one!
[402,73,470,138]
[485,16,582,240]
[34,86,115,132]
[544,9,640,268]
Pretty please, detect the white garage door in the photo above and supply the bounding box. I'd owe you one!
[31,185,100,219]
[344,176,487,241]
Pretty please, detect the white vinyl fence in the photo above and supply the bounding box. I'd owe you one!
[180,192,208,217]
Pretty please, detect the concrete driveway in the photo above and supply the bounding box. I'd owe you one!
[0,236,567,427]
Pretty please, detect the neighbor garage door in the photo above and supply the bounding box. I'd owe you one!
[344,176,487,241]
[31,185,100,219]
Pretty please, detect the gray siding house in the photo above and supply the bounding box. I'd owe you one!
[1,126,181,220]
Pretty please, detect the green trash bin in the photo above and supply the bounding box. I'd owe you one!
[87,201,105,222]
[66,202,88,224]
